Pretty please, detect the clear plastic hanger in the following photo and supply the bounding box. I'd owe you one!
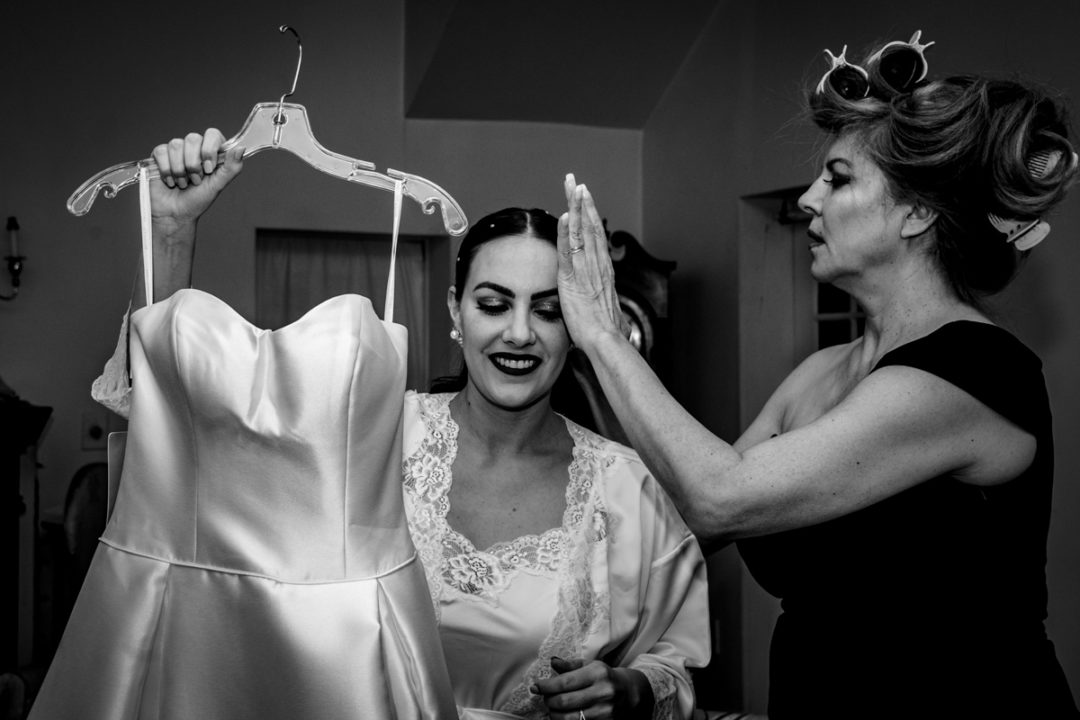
[66,26,469,237]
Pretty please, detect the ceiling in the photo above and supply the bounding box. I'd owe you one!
[404,0,721,128]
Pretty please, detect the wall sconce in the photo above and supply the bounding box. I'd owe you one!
[2,216,24,301]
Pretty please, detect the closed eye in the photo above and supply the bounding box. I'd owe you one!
[823,158,853,188]
[476,299,509,315]
[534,302,563,322]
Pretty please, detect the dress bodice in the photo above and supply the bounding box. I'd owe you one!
[102,289,415,581]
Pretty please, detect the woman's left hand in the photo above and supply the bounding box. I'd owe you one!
[556,175,628,357]
[533,656,652,719]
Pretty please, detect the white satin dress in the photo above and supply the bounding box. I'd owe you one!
[29,290,458,720]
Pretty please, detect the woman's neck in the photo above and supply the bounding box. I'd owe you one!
[846,260,985,370]
[449,385,565,457]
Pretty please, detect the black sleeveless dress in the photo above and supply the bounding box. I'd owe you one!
[738,321,1078,718]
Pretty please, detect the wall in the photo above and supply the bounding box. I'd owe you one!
[644,0,1080,708]
[0,0,642,515]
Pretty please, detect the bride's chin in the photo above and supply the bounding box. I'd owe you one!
[470,385,552,414]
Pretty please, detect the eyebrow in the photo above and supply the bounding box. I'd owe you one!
[473,281,559,301]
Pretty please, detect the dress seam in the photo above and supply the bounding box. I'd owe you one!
[342,304,364,579]
[168,292,202,561]
[97,537,421,583]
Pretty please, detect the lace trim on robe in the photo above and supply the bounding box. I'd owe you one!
[637,665,677,720]
[91,307,133,419]
[402,393,615,719]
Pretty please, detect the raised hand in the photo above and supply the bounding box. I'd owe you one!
[556,174,627,355]
[135,128,245,305]
[148,129,244,231]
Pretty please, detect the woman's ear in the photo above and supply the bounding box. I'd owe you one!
[447,286,461,330]
[901,202,938,239]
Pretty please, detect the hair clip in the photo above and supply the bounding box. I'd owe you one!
[987,148,1076,251]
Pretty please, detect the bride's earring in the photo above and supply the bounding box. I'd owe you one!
[450,328,463,346]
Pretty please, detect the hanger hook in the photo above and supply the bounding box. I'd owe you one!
[276,25,303,123]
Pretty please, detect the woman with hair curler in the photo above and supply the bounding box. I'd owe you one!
[556,31,1079,718]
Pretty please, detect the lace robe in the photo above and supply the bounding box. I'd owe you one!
[402,392,710,720]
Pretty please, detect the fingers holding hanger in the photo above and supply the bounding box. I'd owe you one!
[160,135,194,189]
[181,132,209,187]
[148,128,243,224]
[195,129,244,191]
[153,135,193,189]
[152,129,228,189]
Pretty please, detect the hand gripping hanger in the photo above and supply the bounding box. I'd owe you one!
[66,26,468,236]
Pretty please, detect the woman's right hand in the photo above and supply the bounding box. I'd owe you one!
[556,174,627,356]
[134,129,245,305]
[148,129,244,232]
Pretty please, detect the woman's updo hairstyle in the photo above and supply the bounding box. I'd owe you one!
[449,207,559,304]
[809,36,1078,305]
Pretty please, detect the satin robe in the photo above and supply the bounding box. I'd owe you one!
[402,392,711,719]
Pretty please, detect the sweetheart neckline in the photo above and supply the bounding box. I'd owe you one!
[132,288,406,334]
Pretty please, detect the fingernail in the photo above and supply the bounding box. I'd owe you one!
[164,177,175,189]
[190,174,202,186]
[203,159,214,174]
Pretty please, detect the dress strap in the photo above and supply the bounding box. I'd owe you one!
[138,165,153,307]
[384,178,403,324]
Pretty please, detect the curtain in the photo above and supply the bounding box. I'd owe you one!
[255,230,428,389]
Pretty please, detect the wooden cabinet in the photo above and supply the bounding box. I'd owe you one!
[0,396,51,671]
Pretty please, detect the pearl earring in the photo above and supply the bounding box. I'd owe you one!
[450,328,462,345]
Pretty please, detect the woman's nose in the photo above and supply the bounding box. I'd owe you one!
[503,309,536,346]
[798,180,822,217]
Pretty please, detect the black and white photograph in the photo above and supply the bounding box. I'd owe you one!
[2,2,1078,718]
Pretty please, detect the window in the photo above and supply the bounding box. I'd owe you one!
[814,281,865,349]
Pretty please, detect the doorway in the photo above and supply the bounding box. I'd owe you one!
[736,187,865,711]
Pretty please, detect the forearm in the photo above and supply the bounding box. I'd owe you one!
[582,331,744,543]
[132,218,197,307]
[96,218,196,417]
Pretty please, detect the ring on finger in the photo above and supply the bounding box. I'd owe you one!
[561,245,585,257]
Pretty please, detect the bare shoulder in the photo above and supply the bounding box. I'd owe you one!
[735,342,854,451]
[781,343,853,394]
